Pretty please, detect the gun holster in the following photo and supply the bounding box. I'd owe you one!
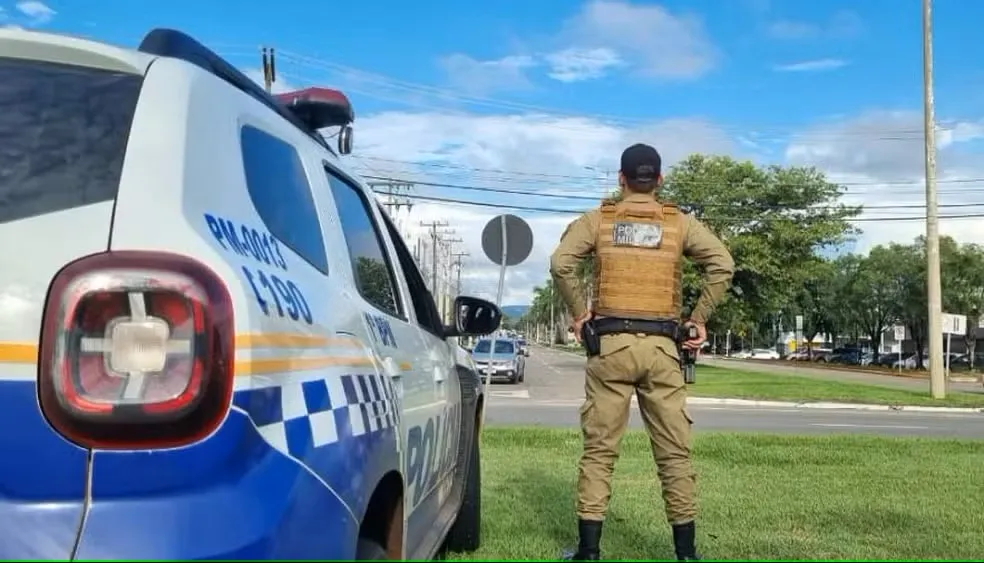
[677,326,698,384]
[581,321,601,357]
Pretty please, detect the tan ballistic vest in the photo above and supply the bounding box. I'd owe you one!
[593,198,684,320]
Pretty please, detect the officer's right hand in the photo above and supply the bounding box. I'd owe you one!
[682,321,706,350]
[571,311,593,343]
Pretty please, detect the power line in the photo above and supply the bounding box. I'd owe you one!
[215,47,965,142]
[359,174,984,211]
[376,190,984,223]
[357,155,984,188]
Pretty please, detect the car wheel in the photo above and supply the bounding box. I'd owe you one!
[444,427,482,553]
[356,537,388,560]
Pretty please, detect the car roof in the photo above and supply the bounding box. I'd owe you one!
[0,27,155,74]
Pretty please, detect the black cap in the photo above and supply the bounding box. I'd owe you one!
[620,143,662,182]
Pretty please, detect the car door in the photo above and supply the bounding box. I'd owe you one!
[376,209,462,557]
[319,164,446,558]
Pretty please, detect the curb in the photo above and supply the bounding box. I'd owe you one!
[534,346,984,413]
[686,396,984,413]
[492,395,984,414]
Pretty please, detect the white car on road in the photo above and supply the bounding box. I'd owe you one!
[734,348,781,360]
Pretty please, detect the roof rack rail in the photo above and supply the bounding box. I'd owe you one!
[136,28,334,154]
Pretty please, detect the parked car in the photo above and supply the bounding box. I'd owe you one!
[786,350,810,361]
[472,338,526,384]
[828,348,865,365]
[0,26,500,560]
[750,348,780,360]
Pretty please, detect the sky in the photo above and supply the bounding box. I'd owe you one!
[5,0,984,307]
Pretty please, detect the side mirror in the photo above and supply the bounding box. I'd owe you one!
[445,295,502,337]
[338,125,354,155]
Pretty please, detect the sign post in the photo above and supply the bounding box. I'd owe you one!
[479,214,533,429]
[941,312,967,380]
[795,315,804,353]
[893,325,906,374]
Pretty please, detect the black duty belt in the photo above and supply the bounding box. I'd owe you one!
[593,318,679,339]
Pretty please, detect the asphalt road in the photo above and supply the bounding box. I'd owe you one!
[482,345,984,438]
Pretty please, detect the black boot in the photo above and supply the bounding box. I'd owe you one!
[562,519,602,560]
[672,521,701,561]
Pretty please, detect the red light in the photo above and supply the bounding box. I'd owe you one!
[277,87,351,109]
[38,252,235,450]
[276,86,355,130]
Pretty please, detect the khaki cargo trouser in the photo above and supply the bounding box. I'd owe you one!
[576,333,697,525]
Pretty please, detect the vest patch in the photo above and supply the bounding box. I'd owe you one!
[612,221,663,248]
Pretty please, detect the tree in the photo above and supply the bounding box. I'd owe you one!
[790,259,840,356]
[521,280,568,344]
[940,239,984,366]
[663,155,861,326]
[874,241,928,367]
[847,249,899,354]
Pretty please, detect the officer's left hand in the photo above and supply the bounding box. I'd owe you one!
[571,311,593,342]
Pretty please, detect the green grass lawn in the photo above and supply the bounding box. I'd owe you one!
[449,428,984,561]
[692,366,984,408]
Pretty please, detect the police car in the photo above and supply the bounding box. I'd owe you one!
[0,27,501,560]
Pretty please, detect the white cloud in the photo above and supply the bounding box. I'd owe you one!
[348,110,741,306]
[15,1,55,25]
[773,58,849,72]
[768,20,820,40]
[785,111,984,254]
[430,1,715,88]
[544,47,624,83]
[439,53,537,95]
[345,106,984,306]
[768,10,862,40]
[557,0,717,80]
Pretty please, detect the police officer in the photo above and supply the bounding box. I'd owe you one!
[549,143,735,561]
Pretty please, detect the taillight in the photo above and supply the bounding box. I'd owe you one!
[38,251,235,450]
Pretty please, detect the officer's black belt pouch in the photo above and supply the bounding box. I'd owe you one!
[593,318,679,339]
[581,321,601,357]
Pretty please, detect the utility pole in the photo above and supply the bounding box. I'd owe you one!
[420,221,450,295]
[370,181,415,214]
[923,0,945,399]
[370,181,415,239]
[439,237,462,321]
[451,252,469,295]
[261,47,276,93]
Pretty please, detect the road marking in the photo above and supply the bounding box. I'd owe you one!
[810,423,929,430]
[490,389,531,399]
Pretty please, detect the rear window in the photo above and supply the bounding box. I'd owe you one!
[0,57,143,224]
[474,340,515,354]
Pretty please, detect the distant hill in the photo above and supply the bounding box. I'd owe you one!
[500,305,529,318]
